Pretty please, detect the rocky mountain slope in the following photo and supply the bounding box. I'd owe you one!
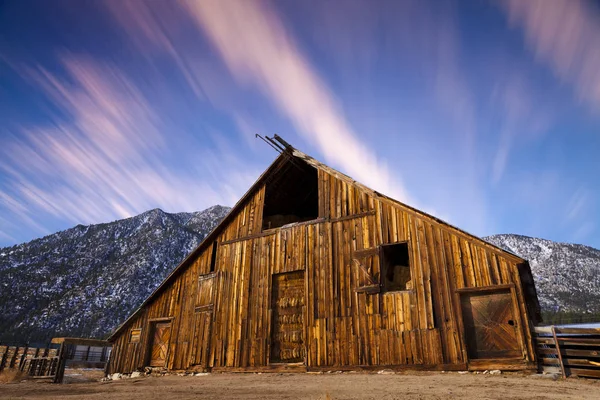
[0,206,230,343]
[484,234,600,314]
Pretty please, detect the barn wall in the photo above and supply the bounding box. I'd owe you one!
[109,161,536,374]
[108,188,268,374]
[107,243,210,373]
[317,169,535,365]
[218,185,265,243]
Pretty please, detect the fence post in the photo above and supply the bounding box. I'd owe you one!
[0,345,9,371]
[104,346,112,376]
[53,343,67,384]
[551,326,566,378]
[18,345,29,372]
[9,347,19,369]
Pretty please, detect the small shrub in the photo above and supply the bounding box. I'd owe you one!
[0,369,26,384]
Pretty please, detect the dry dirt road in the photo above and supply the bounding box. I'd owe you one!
[1,371,599,400]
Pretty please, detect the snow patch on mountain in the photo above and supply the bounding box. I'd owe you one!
[484,234,600,313]
[0,205,230,343]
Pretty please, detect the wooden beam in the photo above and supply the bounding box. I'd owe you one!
[455,283,515,293]
[551,326,566,378]
[51,337,109,347]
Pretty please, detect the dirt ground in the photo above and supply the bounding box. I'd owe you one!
[1,370,599,400]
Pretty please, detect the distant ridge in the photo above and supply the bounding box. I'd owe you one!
[484,234,600,314]
[0,205,230,343]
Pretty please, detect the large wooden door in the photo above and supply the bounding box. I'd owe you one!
[270,271,305,364]
[460,290,522,359]
[149,322,171,367]
[191,311,212,368]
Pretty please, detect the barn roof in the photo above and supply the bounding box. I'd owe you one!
[108,137,527,341]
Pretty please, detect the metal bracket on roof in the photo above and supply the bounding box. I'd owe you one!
[255,134,306,172]
[255,134,283,153]
[256,133,294,153]
[273,134,294,151]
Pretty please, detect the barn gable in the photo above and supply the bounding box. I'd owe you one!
[107,137,540,373]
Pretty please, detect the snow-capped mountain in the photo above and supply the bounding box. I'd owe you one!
[484,234,600,314]
[0,205,230,344]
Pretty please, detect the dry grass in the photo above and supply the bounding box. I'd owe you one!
[0,369,27,384]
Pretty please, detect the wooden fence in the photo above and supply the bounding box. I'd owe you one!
[0,344,65,382]
[0,338,111,383]
[534,326,600,379]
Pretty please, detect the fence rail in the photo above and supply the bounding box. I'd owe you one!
[0,345,63,381]
[0,338,111,383]
[534,326,600,379]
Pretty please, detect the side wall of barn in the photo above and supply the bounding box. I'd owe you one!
[108,164,536,373]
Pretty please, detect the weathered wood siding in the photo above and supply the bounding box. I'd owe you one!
[108,163,536,374]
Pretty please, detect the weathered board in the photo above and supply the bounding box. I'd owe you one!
[107,146,539,374]
[534,326,600,379]
[190,311,212,369]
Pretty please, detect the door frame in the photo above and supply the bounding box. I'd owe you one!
[455,284,527,362]
[145,318,173,368]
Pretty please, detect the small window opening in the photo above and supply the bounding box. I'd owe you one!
[380,242,412,292]
[262,159,319,230]
[210,242,218,272]
[129,328,141,343]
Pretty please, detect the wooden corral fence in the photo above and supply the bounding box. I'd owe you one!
[0,338,111,383]
[534,326,600,379]
[51,337,111,369]
[0,344,63,382]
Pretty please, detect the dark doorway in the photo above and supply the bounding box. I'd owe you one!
[262,159,318,230]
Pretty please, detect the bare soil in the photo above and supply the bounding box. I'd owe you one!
[1,370,599,400]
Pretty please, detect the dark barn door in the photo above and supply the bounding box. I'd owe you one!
[460,290,521,360]
[270,271,305,364]
[149,322,171,367]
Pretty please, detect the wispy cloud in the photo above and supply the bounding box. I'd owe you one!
[489,73,553,183]
[565,187,589,222]
[0,56,253,239]
[500,0,600,112]
[181,0,409,202]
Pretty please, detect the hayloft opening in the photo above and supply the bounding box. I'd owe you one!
[262,159,319,230]
[380,242,411,292]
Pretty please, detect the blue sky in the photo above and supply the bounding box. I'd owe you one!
[0,0,599,249]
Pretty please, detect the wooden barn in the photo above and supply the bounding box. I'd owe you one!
[107,135,541,374]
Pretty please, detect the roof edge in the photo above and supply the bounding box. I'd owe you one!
[107,151,291,341]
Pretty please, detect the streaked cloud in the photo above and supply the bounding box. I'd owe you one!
[500,0,600,112]
[566,188,589,222]
[0,56,255,238]
[490,73,553,183]
[182,0,409,202]
[0,0,598,249]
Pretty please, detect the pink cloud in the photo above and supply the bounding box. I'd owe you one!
[500,0,600,112]
[181,0,410,202]
[0,56,256,235]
